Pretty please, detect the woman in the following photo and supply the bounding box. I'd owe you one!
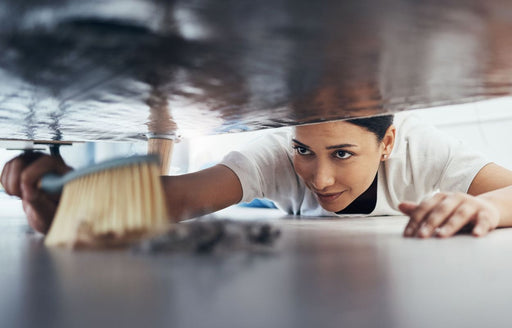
[3,113,512,238]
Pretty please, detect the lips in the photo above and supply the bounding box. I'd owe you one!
[315,191,344,203]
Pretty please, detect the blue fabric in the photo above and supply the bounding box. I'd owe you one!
[238,198,277,209]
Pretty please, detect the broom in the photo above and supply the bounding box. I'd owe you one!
[41,155,171,248]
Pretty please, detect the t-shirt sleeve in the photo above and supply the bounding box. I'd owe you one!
[437,139,491,193]
[219,130,302,204]
[403,116,491,194]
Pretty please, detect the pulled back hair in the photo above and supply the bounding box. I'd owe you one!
[346,115,394,141]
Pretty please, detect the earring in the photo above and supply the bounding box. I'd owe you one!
[382,154,388,160]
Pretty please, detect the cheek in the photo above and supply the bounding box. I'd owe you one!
[347,158,380,187]
[293,157,310,180]
[334,166,360,186]
[336,159,380,189]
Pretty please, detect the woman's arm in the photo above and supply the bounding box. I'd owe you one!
[468,163,512,227]
[1,153,243,233]
[400,163,512,238]
[162,164,243,221]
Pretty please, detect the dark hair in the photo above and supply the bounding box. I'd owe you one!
[346,115,394,141]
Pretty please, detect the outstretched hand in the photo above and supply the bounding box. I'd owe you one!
[1,152,72,234]
[399,192,500,238]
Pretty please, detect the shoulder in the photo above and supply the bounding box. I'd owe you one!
[392,112,454,160]
[393,112,437,143]
[219,128,301,204]
[221,128,293,172]
[259,128,293,152]
[386,111,490,195]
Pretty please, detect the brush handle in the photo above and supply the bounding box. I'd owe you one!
[39,174,67,193]
[39,155,160,194]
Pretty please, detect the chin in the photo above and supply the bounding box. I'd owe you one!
[318,193,356,213]
[320,201,347,213]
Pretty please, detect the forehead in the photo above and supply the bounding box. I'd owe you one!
[293,120,372,141]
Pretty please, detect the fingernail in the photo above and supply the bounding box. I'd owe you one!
[436,227,447,237]
[404,227,413,236]
[473,226,484,236]
[419,225,430,237]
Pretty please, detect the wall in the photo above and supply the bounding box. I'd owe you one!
[411,97,512,169]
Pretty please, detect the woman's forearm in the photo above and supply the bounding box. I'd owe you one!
[161,164,243,222]
[478,186,512,228]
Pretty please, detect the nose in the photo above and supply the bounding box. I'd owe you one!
[311,161,335,191]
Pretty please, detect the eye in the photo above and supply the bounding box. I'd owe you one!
[293,145,311,155]
[333,150,352,159]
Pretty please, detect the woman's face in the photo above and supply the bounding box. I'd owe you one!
[292,121,392,212]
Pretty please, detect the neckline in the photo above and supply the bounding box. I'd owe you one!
[335,173,378,215]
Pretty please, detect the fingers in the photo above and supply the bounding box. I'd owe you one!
[402,192,500,239]
[19,155,71,233]
[472,214,490,237]
[2,152,43,197]
[418,194,466,238]
[399,202,419,236]
[23,197,57,234]
[435,203,477,238]
[20,155,71,201]
[471,209,497,237]
[2,156,24,197]
[402,193,447,237]
[1,153,72,234]
[398,202,417,215]
[1,158,13,194]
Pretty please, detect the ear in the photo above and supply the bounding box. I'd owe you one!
[380,124,396,161]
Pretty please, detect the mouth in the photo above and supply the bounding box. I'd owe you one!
[315,191,344,203]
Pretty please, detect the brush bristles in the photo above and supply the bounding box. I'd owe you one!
[44,162,171,248]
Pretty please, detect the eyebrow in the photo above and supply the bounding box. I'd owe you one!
[292,139,357,150]
[291,139,310,149]
[326,143,357,150]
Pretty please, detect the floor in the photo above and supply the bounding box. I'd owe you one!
[1,200,512,328]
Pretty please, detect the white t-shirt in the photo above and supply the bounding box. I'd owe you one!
[219,114,491,217]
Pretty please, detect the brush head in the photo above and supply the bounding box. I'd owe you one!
[40,155,160,193]
[44,155,171,248]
